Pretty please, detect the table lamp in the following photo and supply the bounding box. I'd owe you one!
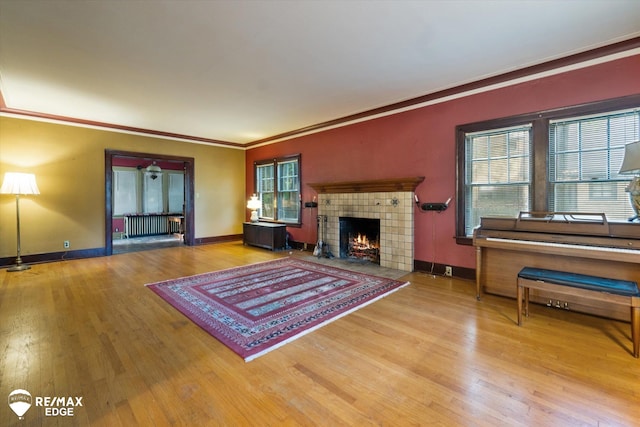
[247,194,261,222]
[619,140,640,222]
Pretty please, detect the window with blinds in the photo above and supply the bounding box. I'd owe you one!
[464,125,532,236]
[456,97,640,241]
[549,108,639,221]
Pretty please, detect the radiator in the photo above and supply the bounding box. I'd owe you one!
[124,214,182,238]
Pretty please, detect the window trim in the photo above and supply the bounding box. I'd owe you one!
[456,94,640,245]
[253,154,302,226]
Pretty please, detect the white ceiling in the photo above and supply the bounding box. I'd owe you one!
[1,0,639,146]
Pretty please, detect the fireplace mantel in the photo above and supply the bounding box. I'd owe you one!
[308,177,424,194]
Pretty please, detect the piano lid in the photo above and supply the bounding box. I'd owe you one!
[478,212,640,239]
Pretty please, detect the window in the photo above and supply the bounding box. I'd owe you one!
[112,167,184,215]
[256,163,275,218]
[464,125,532,237]
[113,168,138,215]
[254,155,301,224]
[456,96,640,242]
[143,172,164,213]
[167,172,185,213]
[549,109,638,218]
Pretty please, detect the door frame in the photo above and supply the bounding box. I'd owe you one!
[104,149,195,255]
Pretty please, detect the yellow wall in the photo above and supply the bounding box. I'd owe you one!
[0,116,245,258]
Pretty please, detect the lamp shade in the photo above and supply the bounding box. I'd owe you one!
[247,194,261,210]
[619,141,640,174]
[146,164,162,174]
[0,172,40,195]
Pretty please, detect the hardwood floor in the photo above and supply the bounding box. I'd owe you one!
[1,241,638,426]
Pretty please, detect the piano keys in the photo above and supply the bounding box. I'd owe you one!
[473,212,640,321]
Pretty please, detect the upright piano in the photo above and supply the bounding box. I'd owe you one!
[473,212,640,321]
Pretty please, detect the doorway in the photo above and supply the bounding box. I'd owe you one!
[105,149,195,256]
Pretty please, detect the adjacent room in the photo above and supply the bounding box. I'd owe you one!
[1,1,639,425]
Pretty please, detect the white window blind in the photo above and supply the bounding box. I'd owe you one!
[167,172,184,213]
[113,169,138,215]
[464,124,532,236]
[143,172,163,214]
[549,108,639,221]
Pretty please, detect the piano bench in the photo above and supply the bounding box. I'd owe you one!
[517,267,640,358]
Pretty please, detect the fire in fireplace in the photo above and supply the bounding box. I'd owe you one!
[339,217,380,264]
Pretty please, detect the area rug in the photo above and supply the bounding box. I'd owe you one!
[146,257,409,361]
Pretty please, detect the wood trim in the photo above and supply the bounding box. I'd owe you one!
[105,149,196,255]
[195,234,243,245]
[253,154,302,225]
[105,152,114,256]
[0,247,106,268]
[0,106,243,148]
[413,259,476,281]
[308,177,425,194]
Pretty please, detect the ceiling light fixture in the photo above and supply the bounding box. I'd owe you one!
[146,161,162,180]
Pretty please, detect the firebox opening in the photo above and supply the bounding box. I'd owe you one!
[339,217,380,264]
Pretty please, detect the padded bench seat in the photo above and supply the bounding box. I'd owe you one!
[517,267,640,358]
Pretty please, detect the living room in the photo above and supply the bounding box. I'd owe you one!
[1,2,639,425]
[1,52,638,273]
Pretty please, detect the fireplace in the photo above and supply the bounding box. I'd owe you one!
[309,177,424,272]
[339,217,380,264]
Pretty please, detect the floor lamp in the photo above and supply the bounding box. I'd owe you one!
[1,172,40,271]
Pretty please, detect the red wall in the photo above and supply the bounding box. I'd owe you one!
[112,157,184,170]
[246,55,640,270]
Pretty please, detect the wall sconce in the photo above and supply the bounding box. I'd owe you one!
[415,194,451,212]
[247,194,261,222]
[619,140,640,221]
[0,172,40,271]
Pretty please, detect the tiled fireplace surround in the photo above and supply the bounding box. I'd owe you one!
[311,178,424,272]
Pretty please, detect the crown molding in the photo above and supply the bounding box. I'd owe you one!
[2,37,639,150]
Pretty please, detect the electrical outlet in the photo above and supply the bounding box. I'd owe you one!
[64,240,70,249]
[444,266,452,277]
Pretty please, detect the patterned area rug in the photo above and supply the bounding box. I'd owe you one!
[146,257,410,361]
